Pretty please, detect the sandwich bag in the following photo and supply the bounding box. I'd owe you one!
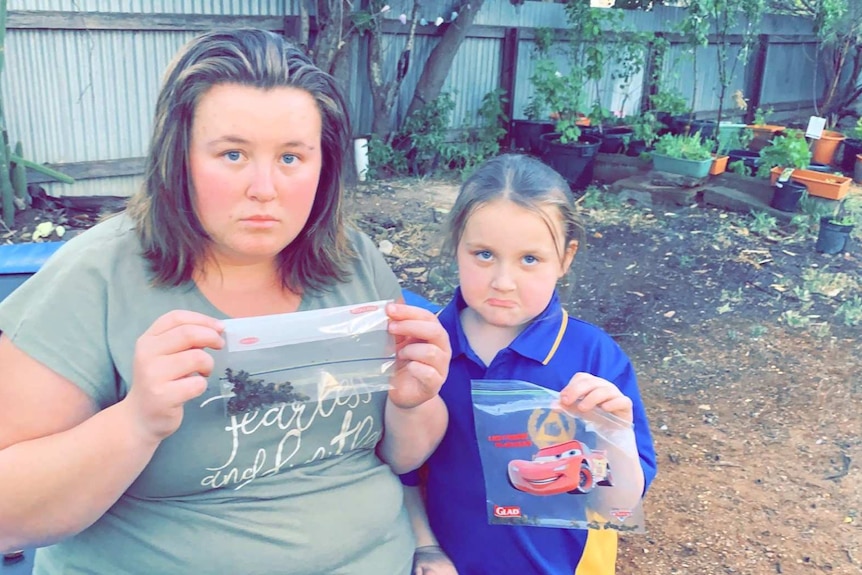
[471,379,646,532]
[211,300,396,416]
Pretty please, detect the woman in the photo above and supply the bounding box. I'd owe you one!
[0,29,449,574]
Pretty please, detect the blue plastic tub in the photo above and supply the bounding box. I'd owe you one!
[0,242,65,304]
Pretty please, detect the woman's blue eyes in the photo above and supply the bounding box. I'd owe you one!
[222,152,297,164]
[475,250,493,261]
[523,255,538,265]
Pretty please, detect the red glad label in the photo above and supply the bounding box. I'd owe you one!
[239,337,260,345]
[611,509,633,521]
[350,305,379,315]
[493,505,521,518]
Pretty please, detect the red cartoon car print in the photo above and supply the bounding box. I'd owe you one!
[508,440,613,496]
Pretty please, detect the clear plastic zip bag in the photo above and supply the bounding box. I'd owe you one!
[210,300,396,417]
[471,379,646,533]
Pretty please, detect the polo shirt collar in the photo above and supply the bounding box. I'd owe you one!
[441,287,568,366]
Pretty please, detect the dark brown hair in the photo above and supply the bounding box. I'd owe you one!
[126,28,352,292]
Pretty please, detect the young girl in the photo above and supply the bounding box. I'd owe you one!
[406,154,657,575]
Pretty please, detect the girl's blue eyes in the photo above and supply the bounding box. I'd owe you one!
[225,151,241,162]
[474,251,539,265]
[282,154,296,164]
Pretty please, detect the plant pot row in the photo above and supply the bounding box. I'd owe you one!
[768,167,852,200]
[510,120,640,157]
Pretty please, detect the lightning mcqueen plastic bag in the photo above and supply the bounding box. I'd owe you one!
[211,301,396,417]
[471,379,646,532]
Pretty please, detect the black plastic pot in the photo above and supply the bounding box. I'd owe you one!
[539,133,602,191]
[510,120,555,155]
[579,125,603,138]
[670,116,717,140]
[807,162,831,173]
[841,138,862,173]
[770,179,806,212]
[727,149,761,174]
[598,126,634,154]
[656,111,674,127]
[625,139,648,157]
[816,216,854,254]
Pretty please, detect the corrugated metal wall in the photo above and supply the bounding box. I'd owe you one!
[9,1,293,14]
[2,1,823,197]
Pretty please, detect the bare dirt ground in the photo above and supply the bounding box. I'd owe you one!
[344,176,861,575]
[4,175,861,575]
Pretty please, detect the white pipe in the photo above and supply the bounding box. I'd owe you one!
[354,137,369,182]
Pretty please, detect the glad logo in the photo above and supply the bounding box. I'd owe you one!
[239,337,260,345]
[610,508,633,521]
[350,305,379,315]
[493,505,521,518]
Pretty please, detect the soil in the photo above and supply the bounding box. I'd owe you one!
[3,176,861,575]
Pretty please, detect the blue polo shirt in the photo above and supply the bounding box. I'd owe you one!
[409,288,657,575]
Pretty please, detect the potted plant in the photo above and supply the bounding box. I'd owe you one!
[650,89,689,128]
[769,167,853,200]
[651,132,714,177]
[757,129,811,177]
[512,28,556,155]
[840,116,862,173]
[816,199,856,254]
[761,131,852,200]
[530,57,600,190]
[626,112,660,157]
[591,105,633,154]
[511,97,554,155]
[746,106,785,152]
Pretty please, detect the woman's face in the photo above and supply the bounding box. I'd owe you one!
[189,83,323,268]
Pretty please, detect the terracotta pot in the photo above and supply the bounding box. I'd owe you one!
[810,130,845,165]
[710,154,729,175]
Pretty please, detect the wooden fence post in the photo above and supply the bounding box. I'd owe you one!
[500,26,520,149]
[744,33,769,124]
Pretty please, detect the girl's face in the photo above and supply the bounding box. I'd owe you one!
[456,199,577,332]
[189,83,323,268]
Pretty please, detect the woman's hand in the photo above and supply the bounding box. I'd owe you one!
[560,372,633,423]
[125,310,225,442]
[385,303,451,409]
[413,545,459,575]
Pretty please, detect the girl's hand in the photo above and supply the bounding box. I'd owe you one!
[125,310,225,442]
[560,372,633,423]
[386,303,451,409]
[413,545,459,575]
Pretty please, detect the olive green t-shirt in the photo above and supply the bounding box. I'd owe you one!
[0,214,414,575]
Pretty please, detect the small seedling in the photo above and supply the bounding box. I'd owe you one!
[781,310,810,328]
[748,211,778,236]
[835,295,862,327]
[749,324,767,338]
